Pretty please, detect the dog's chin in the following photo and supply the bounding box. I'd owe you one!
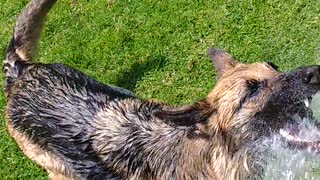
[279,96,320,153]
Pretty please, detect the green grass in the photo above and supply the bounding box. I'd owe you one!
[0,0,319,178]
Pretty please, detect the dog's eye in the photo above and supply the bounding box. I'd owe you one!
[247,79,261,96]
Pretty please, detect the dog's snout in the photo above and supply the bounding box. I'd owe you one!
[301,66,320,85]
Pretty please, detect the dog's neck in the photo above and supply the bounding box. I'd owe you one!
[154,100,257,179]
[178,125,255,179]
[141,99,253,179]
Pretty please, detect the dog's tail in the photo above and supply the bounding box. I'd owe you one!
[3,0,57,92]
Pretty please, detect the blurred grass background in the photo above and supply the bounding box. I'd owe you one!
[0,0,319,178]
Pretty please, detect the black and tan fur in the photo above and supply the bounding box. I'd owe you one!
[4,0,320,179]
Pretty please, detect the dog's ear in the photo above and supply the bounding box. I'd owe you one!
[153,102,212,127]
[208,48,239,77]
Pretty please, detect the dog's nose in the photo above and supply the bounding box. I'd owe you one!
[301,66,320,85]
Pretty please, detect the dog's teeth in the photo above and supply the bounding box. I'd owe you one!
[279,129,315,143]
[279,129,295,141]
[304,98,310,108]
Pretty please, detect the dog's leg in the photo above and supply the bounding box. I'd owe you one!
[3,0,70,178]
[6,117,76,178]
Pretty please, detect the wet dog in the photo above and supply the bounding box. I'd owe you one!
[4,0,320,179]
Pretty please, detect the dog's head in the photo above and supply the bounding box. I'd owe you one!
[205,48,320,151]
[155,48,320,153]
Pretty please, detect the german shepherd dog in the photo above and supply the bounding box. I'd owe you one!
[4,0,320,179]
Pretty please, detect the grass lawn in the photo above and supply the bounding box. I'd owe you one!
[0,0,319,179]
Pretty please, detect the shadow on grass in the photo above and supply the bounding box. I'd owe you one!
[114,55,167,92]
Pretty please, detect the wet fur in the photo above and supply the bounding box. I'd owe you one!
[4,0,318,180]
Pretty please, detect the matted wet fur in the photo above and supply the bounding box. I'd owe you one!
[4,0,320,179]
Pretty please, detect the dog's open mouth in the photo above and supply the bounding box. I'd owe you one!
[279,128,320,152]
[279,97,320,152]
